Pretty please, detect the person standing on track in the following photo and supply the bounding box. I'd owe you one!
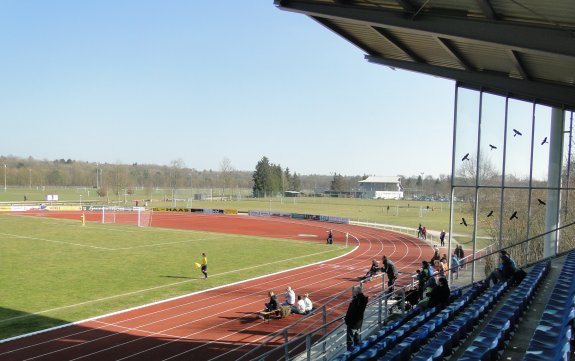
[201,252,208,279]
[439,229,446,247]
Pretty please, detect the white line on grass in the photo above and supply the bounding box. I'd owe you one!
[0,246,349,327]
[0,232,114,251]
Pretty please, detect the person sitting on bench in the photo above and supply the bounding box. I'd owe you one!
[264,290,279,312]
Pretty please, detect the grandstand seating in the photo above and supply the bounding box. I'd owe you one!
[326,250,575,361]
[522,252,575,361]
[334,260,553,361]
[457,261,549,361]
[334,286,468,361]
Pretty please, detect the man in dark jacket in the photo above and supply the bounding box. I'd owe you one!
[427,277,450,309]
[382,256,398,294]
[345,285,369,351]
[488,250,517,285]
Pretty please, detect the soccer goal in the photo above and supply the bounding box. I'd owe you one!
[97,206,153,227]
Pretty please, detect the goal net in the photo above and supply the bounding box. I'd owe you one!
[89,206,152,227]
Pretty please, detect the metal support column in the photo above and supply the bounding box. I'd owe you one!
[545,108,564,257]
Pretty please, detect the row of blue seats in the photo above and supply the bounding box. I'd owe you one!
[336,282,478,361]
[458,262,550,361]
[374,284,485,361]
[523,252,575,361]
[333,296,430,361]
[409,278,511,361]
[374,278,511,361]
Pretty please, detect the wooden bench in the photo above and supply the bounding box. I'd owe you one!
[258,308,281,323]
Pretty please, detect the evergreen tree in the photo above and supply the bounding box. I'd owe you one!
[252,156,272,197]
[330,173,347,192]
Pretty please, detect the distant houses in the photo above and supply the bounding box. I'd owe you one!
[358,176,403,200]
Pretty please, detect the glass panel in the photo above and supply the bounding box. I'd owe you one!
[451,186,480,281]
[453,87,479,187]
[477,187,502,246]
[560,111,575,253]
[501,188,530,264]
[505,99,533,187]
[478,92,505,187]
[560,187,575,253]
[532,104,552,183]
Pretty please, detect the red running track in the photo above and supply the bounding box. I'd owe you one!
[0,212,433,361]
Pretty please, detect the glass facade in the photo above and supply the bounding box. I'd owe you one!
[450,85,575,277]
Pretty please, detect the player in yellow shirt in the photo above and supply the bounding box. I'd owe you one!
[201,253,208,279]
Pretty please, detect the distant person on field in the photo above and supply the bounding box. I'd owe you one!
[439,229,446,246]
[327,230,333,244]
[422,226,427,240]
[345,285,368,351]
[201,253,208,279]
[417,224,423,239]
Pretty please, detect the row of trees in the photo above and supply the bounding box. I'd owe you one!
[1,155,453,199]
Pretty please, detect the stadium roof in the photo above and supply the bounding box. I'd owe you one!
[275,0,575,111]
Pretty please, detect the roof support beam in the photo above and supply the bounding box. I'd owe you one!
[365,54,575,110]
[372,27,426,63]
[396,0,416,14]
[507,50,530,81]
[475,0,498,21]
[275,0,575,58]
[436,37,473,70]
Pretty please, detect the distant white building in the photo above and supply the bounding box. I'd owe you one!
[358,176,403,199]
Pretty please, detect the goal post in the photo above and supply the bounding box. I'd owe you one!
[90,206,152,227]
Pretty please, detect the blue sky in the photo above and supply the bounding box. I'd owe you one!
[0,0,454,177]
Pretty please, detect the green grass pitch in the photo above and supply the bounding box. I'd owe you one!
[0,214,349,339]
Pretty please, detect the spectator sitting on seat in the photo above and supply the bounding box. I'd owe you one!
[427,277,451,309]
[487,250,517,285]
[264,291,279,312]
[303,293,313,314]
[282,286,296,306]
[292,295,307,314]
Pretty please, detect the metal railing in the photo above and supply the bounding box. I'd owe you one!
[238,220,575,361]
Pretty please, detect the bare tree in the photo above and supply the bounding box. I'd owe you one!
[219,157,235,197]
[169,159,185,206]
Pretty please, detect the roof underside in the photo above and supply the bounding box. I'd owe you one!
[275,0,575,111]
